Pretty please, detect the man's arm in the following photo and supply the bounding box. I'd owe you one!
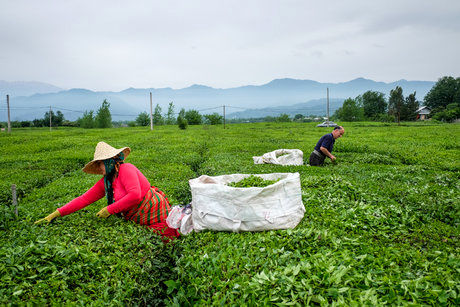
[320,146,336,161]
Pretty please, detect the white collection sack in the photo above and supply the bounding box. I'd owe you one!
[189,173,305,232]
[253,149,304,166]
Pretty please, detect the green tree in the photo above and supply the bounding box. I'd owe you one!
[358,91,387,119]
[276,114,291,122]
[32,118,44,127]
[424,76,460,112]
[388,86,404,124]
[11,121,21,128]
[43,110,65,127]
[400,92,419,121]
[204,113,223,125]
[153,104,164,125]
[79,110,96,128]
[55,111,64,126]
[333,98,364,121]
[95,99,112,128]
[432,103,460,122]
[165,102,176,125]
[43,111,53,127]
[177,108,188,129]
[136,112,150,126]
[185,109,202,125]
[293,114,304,121]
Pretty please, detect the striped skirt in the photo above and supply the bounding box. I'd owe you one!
[124,186,179,240]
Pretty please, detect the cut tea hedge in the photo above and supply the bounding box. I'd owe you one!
[0,122,458,305]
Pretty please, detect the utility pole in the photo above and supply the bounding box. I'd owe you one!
[149,92,153,130]
[326,87,330,127]
[7,95,11,133]
[223,105,226,129]
[49,106,52,131]
[316,87,337,128]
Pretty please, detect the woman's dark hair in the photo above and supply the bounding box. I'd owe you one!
[104,153,125,206]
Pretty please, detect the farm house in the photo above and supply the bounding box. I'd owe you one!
[416,106,431,120]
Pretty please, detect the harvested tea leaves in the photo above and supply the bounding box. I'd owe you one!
[227,175,280,188]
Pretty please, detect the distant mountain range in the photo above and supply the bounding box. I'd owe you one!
[227,98,346,119]
[0,80,63,97]
[0,78,435,121]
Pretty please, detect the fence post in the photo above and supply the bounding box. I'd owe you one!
[12,184,18,216]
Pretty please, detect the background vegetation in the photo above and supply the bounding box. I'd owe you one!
[333,76,459,123]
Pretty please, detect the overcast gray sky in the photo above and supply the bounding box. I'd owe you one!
[1,0,459,91]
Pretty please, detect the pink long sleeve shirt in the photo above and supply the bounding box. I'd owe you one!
[57,163,151,216]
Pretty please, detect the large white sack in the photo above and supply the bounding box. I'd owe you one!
[253,149,304,166]
[189,173,305,232]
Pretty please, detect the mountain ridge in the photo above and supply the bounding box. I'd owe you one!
[0,80,64,97]
[0,78,435,121]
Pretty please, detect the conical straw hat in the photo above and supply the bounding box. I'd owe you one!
[82,142,131,174]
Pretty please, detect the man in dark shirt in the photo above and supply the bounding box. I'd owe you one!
[309,126,345,166]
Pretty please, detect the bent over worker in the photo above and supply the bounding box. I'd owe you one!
[309,126,345,166]
[35,141,180,241]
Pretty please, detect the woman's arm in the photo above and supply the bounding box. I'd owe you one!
[106,165,143,214]
[57,178,106,216]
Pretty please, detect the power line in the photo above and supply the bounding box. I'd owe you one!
[0,106,49,110]
[1,103,242,113]
[225,105,247,110]
[51,106,86,113]
[196,106,221,112]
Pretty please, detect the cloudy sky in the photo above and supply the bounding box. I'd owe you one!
[1,0,459,91]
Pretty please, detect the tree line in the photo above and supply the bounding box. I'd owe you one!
[333,87,418,123]
[333,76,459,123]
[133,103,224,129]
[1,100,224,129]
[4,100,113,129]
[424,76,460,122]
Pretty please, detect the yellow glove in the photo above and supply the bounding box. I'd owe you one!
[96,207,111,218]
[35,210,61,224]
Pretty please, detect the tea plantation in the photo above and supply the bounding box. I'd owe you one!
[0,122,459,305]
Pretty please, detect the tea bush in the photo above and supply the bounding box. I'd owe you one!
[0,122,458,305]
